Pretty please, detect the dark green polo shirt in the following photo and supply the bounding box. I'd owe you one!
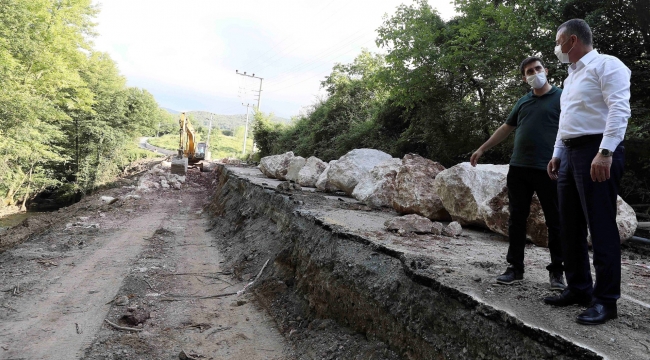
[505,86,561,170]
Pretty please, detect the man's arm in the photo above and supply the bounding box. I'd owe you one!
[591,58,631,182]
[470,124,516,166]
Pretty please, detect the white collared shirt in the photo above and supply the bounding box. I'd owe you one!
[552,50,631,158]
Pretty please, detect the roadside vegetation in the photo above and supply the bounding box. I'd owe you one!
[253,0,650,205]
[0,0,176,210]
[149,124,254,160]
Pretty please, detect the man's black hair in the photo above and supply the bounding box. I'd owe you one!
[520,56,545,77]
[558,19,593,46]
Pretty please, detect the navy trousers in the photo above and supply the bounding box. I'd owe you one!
[506,166,563,274]
[558,139,624,305]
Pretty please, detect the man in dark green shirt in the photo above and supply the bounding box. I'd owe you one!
[470,56,565,290]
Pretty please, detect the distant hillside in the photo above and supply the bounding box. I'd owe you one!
[163,109,290,130]
[162,107,180,115]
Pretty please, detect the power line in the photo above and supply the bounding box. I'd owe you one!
[239,0,343,71]
[246,1,359,74]
[266,29,374,77]
[266,40,378,92]
[265,38,377,90]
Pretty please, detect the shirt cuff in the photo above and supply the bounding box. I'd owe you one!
[599,136,620,152]
[552,147,564,159]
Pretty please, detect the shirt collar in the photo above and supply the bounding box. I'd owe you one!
[569,49,599,73]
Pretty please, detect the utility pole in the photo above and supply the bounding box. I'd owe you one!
[235,70,263,111]
[206,113,213,161]
[206,114,212,145]
[242,103,252,156]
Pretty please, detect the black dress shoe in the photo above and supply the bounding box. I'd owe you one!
[543,289,592,307]
[576,303,617,325]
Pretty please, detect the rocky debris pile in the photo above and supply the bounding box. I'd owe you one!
[137,162,186,192]
[258,150,638,244]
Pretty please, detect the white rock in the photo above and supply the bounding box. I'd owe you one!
[443,221,463,237]
[100,196,118,204]
[384,214,437,234]
[616,196,638,242]
[352,158,401,207]
[160,161,171,169]
[434,163,636,246]
[588,196,638,244]
[297,157,328,187]
[391,154,449,220]
[315,161,340,192]
[173,182,182,190]
[285,156,306,183]
[328,149,393,195]
[259,152,295,180]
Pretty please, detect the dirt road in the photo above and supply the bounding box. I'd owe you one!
[0,165,291,360]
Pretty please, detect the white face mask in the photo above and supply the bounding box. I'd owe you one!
[526,72,547,89]
[554,38,574,64]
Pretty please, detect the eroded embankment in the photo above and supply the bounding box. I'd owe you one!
[207,165,601,360]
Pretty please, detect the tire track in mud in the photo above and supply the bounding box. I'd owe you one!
[0,199,172,359]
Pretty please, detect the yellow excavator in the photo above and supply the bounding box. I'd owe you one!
[171,112,209,174]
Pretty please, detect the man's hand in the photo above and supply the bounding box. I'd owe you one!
[470,149,484,167]
[547,157,560,180]
[591,153,612,182]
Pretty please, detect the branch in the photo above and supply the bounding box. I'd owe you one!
[104,319,143,332]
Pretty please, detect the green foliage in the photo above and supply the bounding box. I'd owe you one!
[0,0,169,209]
[148,131,253,160]
[259,0,650,202]
[182,110,289,132]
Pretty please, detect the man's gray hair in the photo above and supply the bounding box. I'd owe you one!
[558,19,593,46]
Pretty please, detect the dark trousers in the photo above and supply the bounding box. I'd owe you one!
[558,140,624,305]
[506,166,563,274]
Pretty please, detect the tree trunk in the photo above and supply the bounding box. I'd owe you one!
[20,164,34,212]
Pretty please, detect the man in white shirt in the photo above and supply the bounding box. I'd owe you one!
[544,19,631,325]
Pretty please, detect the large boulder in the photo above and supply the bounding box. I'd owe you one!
[433,163,542,242]
[392,154,450,221]
[285,156,306,183]
[588,196,638,244]
[616,196,638,242]
[433,163,638,246]
[259,152,294,180]
[351,158,401,207]
[298,157,328,187]
[328,149,393,195]
[316,161,340,192]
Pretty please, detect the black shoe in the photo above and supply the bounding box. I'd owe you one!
[543,289,592,307]
[549,272,566,291]
[496,267,523,285]
[576,303,617,325]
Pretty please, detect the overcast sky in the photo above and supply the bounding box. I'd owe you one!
[92,0,457,118]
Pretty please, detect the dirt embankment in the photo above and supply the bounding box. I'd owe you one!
[206,164,650,360]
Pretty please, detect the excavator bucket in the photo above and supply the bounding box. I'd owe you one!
[171,156,188,175]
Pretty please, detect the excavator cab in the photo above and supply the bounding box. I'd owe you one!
[196,142,206,160]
